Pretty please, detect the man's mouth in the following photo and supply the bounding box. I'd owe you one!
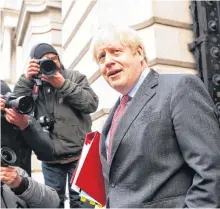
[107,69,122,77]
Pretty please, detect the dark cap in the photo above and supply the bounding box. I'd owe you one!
[30,43,58,59]
[0,80,11,95]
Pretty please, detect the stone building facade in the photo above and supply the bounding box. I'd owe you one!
[0,0,196,175]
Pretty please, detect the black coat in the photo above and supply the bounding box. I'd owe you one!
[1,80,55,171]
[1,119,32,176]
[1,80,31,175]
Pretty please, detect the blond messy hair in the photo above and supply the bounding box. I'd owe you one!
[91,24,148,63]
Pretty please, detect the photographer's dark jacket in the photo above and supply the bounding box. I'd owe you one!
[1,116,59,169]
[13,69,99,161]
[1,120,32,175]
[1,80,55,174]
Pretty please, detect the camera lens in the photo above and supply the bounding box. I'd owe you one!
[9,96,34,114]
[40,59,57,76]
[18,96,34,114]
[0,147,17,166]
[2,151,12,161]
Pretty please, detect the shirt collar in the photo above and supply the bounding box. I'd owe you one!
[120,67,150,100]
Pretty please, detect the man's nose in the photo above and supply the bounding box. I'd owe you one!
[105,54,114,67]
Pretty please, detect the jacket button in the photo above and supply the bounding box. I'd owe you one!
[110,182,116,188]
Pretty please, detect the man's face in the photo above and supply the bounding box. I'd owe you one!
[41,53,61,70]
[96,40,144,95]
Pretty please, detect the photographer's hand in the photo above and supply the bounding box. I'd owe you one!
[4,108,29,130]
[41,71,65,88]
[0,167,22,188]
[0,96,6,111]
[25,59,40,80]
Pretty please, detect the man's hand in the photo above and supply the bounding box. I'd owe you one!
[41,71,65,88]
[4,108,29,130]
[0,96,6,111]
[0,167,22,188]
[25,59,40,80]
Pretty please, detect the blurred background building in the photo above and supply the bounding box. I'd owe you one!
[0,0,196,184]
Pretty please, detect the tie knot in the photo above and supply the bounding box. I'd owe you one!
[121,95,129,106]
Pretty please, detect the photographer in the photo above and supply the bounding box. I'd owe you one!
[13,43,99,208]
[1,164,60,208]
[1,80,60,208]
[1,80,55,175]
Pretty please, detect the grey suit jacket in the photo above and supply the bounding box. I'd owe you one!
[100,69,220,208]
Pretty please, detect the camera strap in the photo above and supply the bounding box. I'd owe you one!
[43,85,55,123]
[31,79,55,123]
[32,84,39,101]
[32,79,42,101]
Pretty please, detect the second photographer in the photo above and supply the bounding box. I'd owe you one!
[1,80,55,176]
[1,80,60,207]
[13,43,99,208]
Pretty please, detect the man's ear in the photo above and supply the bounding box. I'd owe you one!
[136,46,144,61]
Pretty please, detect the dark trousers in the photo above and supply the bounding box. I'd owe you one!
[42,161,91,208]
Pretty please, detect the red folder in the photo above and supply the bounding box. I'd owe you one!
[70,131,106,206]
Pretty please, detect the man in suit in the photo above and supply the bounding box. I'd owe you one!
[91,25,220,208]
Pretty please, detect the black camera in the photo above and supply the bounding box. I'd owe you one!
[37,57,58,77]
[3,92,35,114]
[0,147,17,167]
[39,116,54,132]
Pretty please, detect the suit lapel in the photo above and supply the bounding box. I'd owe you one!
[109,69,159,166]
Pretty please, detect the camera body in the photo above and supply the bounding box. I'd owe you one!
[3,92,35,114]
[0,147,17,167]
[36,57,58,77]
[39,116,54,132]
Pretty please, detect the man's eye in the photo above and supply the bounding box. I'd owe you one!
[113,50,121,54]
[98,54,105,62]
